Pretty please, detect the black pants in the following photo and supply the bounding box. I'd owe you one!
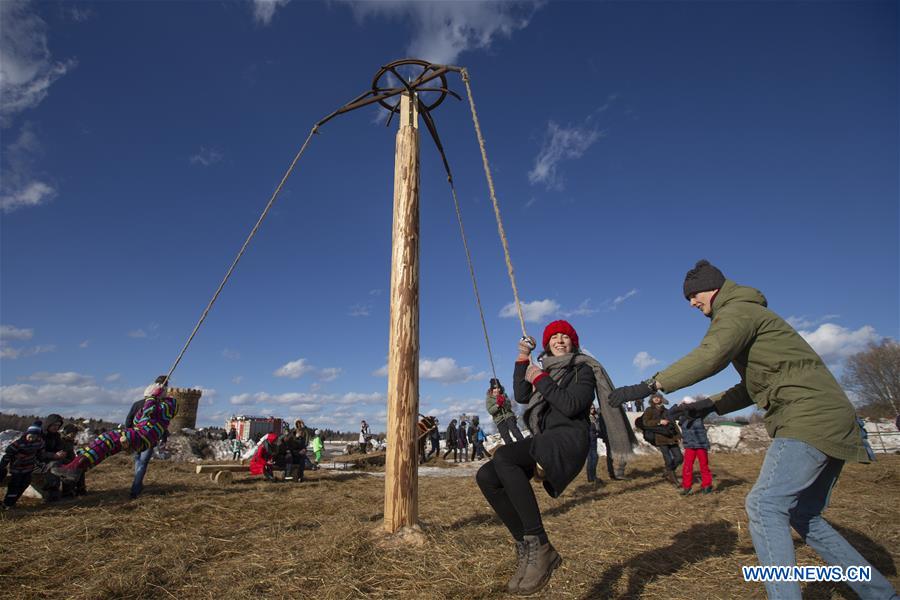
[497,418,525,445]
[659,444,683,472]
[476,438,545,542]
[3,472,33,507]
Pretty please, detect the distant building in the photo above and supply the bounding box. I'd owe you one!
[225,415,283,442]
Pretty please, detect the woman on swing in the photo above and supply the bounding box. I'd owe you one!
[476,320,600,595]
[52,376,177,484]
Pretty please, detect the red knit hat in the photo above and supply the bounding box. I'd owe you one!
[542,320,579,350]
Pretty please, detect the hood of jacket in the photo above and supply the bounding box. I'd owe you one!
[710,280,767,318]
[43,413,64,433]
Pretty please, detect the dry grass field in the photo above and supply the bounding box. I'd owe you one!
[1,452,897,599]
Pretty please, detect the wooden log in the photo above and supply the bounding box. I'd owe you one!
[195,464,250,474]
[384,91,420,535]
[213,471,233,485]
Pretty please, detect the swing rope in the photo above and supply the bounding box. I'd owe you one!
[446,175,497,380]
[460,68,529,340]
[165,125,319,382]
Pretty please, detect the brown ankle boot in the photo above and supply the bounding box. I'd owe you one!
[516,535,562,595]
[507,540,528,593]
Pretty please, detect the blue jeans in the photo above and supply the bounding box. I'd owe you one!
[585,436,599,481]
[745,438,898,599]
[131,447,153,497]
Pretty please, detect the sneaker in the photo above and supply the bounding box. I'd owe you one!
[679,488,692,496]
[700,486,713,494]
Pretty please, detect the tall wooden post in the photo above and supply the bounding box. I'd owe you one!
[384,92,420,534]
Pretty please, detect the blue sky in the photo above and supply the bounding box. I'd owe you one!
[1,0,897,432]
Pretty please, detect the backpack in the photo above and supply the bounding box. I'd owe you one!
[634,415,656,445]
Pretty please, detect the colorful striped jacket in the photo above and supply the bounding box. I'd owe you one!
[1,436,51,474]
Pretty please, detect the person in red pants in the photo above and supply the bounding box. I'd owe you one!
[674,396,713,494]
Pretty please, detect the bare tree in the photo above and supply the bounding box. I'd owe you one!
[841,339,900,419]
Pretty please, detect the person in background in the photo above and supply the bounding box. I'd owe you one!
[311,430,324,464]
[457,419,469,462]
[228,426,237,440]
[609,259,898,600]
[359,420,370,454]
[124,395,154,500]
[585,405,603,485]
[443,419,459,462]
[676,396,713,495]
[250,432,279,481]
[486,379,525,445]
[58,424,85,497]
[39,414,68,502]
[230,436,246,461]
[471,416,487,460]
[1,422,55,509]
[426,417,441,461]
[52,376,177,491]
[634,397,645,412]
[642,393,682,486]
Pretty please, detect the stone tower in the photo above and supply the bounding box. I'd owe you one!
[168,387,202,431]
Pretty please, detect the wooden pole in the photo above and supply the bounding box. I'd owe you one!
[384,92,420,534]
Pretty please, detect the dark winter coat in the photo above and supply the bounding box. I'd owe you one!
[457,424,469,446]
[42,414,65,457]
[654,279,867,463]
[445,424,458,449]
[677,415,710,450]
[642,404,680,446]
[514,354,595,498]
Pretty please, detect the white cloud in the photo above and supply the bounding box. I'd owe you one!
[251,0,290,25]
[528,121,602,190]
[372,358,487,384]
[340,1,540,65]
[632,351,661,371]
[608,289,638,311]
[127,329,147,339]
[786,314,841,330]
[25,371,94,385]
[105,373,121,382]
[0,1,75,121]
[0,382,144,423]
[232,375,244,385]
[0,180,55,212]
[222,347,241,360]
[500,299,560,323]
[349,304,370,317]
[0,325,33,341]
[273,358,315,379]
[560,299,598,318]
[79,339,90,349]
[1,124,56,212]
[798,323,881,364]
[318,367,341,382]
[0,331,55,359]
[189,146,223,167]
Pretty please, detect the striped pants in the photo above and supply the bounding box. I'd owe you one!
[76,422,166,469]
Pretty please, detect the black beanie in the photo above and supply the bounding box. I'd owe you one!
[683,259,726,299]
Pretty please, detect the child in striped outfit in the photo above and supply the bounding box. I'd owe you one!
[1,422,55,509]
[52,376,177,482]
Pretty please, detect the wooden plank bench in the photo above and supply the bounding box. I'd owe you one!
[195,463,248,485]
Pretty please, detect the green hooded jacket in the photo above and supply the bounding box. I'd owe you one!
[654,279,868,463]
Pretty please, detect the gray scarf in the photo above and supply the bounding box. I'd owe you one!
[523,353,581,435]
